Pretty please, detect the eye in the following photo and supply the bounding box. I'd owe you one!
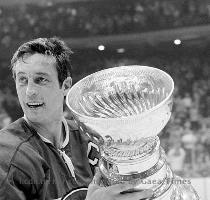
[35,77,49,84]
[17,76,28,85]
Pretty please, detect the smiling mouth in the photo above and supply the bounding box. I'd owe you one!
[27,102,44,109]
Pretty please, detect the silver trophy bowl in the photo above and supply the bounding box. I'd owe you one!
[66,65,199,199]
[66,65,173,140]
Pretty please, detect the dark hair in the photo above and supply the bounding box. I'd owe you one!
[11,37,73,87]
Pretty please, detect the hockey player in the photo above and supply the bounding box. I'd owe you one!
[0,37,153,200]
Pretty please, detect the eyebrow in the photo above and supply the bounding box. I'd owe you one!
[16,72,50,77]
[16,72,26,76]
[35,72,50,77]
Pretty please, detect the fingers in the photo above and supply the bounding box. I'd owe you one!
[106,182,137,194]
[87,177,153,200]
[117,189,153,200]
[106,183,153,199]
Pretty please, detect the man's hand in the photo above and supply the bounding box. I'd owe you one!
[86,168,153,200]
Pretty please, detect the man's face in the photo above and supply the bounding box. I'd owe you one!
[14,53,70,124]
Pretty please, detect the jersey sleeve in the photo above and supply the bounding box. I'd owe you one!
[68,127,101,188]
[78,128,101,174]
[68,120,101,175]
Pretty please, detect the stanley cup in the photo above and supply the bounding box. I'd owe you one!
[66,65,199,200]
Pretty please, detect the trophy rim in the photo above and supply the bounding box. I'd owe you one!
[66,65,174,122]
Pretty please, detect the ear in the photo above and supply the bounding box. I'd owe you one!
[62,77,72,96]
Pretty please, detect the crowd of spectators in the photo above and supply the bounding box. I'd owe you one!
[1,0,210,47]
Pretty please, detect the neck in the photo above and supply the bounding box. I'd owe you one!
[24,116,64,149]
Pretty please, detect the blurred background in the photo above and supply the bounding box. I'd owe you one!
[0,0,210,198]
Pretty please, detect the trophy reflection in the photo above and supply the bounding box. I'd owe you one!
[66,65,199,199]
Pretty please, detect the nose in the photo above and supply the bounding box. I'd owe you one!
[26,80,38,98]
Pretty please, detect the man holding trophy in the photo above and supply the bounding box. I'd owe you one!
[0,37,153,200]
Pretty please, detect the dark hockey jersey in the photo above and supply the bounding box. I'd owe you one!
[0,118,100,200]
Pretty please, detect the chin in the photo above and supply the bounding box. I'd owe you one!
[25,113,45,124]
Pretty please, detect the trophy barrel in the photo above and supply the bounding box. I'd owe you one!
[99,137,199,200]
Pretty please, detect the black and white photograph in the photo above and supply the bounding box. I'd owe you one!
[0,0,209,199]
